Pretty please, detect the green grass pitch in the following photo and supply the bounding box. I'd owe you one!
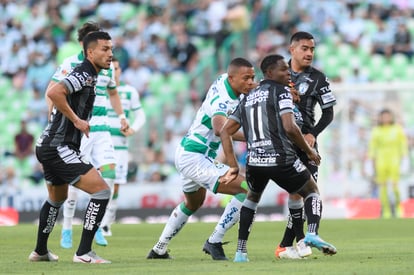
[1,218,413,274]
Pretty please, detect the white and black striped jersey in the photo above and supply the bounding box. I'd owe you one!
[229,79,297,167]
[290,64,336,135]
[37,59,97,149]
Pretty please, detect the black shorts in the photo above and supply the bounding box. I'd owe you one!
[246,159,312,194]
[295,143,319,181]
[36,145,94,186]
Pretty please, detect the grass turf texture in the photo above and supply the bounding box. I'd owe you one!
[1,219,413,275]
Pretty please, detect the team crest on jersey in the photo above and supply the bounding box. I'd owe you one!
[298,82,309,95]
[214,160,225,169]
[85,75,96,87]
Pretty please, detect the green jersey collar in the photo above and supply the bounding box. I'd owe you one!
[224,77,238,99]
[78,51,85,61]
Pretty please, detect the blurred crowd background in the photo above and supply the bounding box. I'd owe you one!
[1,0,414,208]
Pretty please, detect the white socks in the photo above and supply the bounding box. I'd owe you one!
[62,186,78,230]
[208,197,242,244]
[101,197,117,228]
[153,203,191,254]
[100,178,115,228]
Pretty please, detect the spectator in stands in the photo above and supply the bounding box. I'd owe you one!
[371,19,393,57]
[112,36,130,71]
[47,0,78,47]
[164,105,193,137]
[21,2,48,40]
[2,0,414,193]
[142,34,171,72]
[26,86,48,127]
[71,0,98,18]
[338,8,365,47]
[205,0,229,69]
[169,28,198,72]
[96,0,125,26]
[57,0,80,28]
[122,27,144,60]
[161,129,182,166]
[393,23,413,58]
[25,50,55,93]
[14,120,34,162]
[141,5,169,43]
[0,166,20,208]
[187,0,210,39]
[344,66,369,84]
[1,41,28,78]
[122,57,152,98]
[249,0,267,43]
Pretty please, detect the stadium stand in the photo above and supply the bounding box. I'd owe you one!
[1,0,414,187]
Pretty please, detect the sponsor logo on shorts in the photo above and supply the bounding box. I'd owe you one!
[249,156,277,164]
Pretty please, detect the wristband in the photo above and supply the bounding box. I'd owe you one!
[118,113,126,120]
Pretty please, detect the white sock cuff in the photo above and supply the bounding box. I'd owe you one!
[243,199,258,210]
[288,198,304,209]
[304,192,320,202]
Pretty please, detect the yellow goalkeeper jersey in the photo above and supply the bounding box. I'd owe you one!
[368,124,408,162]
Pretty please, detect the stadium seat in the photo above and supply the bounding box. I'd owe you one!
[407,18,414,39]
[355,46,371,66]
[368,54,387,79]
[120,3,138,24]
[56,41,80,65]
[0,78,12,105]
[338,66,352,81]
[390,53,409,77]
[399,64,414,81]
[336,43,354,65]
[347,55,362,69]
[168,71,190,95]
[382,66,395,82]
[320,55,340,79]
[315,43,332,60]
[141,95,162,118]
[364,20,378,36]
[147,72,165,96]
[191,37,214,56]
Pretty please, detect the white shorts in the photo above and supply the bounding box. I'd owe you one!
[114,149,128,184]
[175,146,229,193]
[80,131,116,168]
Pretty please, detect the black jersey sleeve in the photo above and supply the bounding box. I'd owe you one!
[277,85,294,115]
[61,62,97,94]
[315,75,336,109]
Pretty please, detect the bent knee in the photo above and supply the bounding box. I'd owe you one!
[91,188,111,200]
[290,193,302,200]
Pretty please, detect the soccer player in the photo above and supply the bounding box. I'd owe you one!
[219,54,337,262]
[275,31,337,259]
[368,109,408,218]
[100,58,146,236]
[147,57,256,260]
[28,31,113,264]
[47,22,128,249]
